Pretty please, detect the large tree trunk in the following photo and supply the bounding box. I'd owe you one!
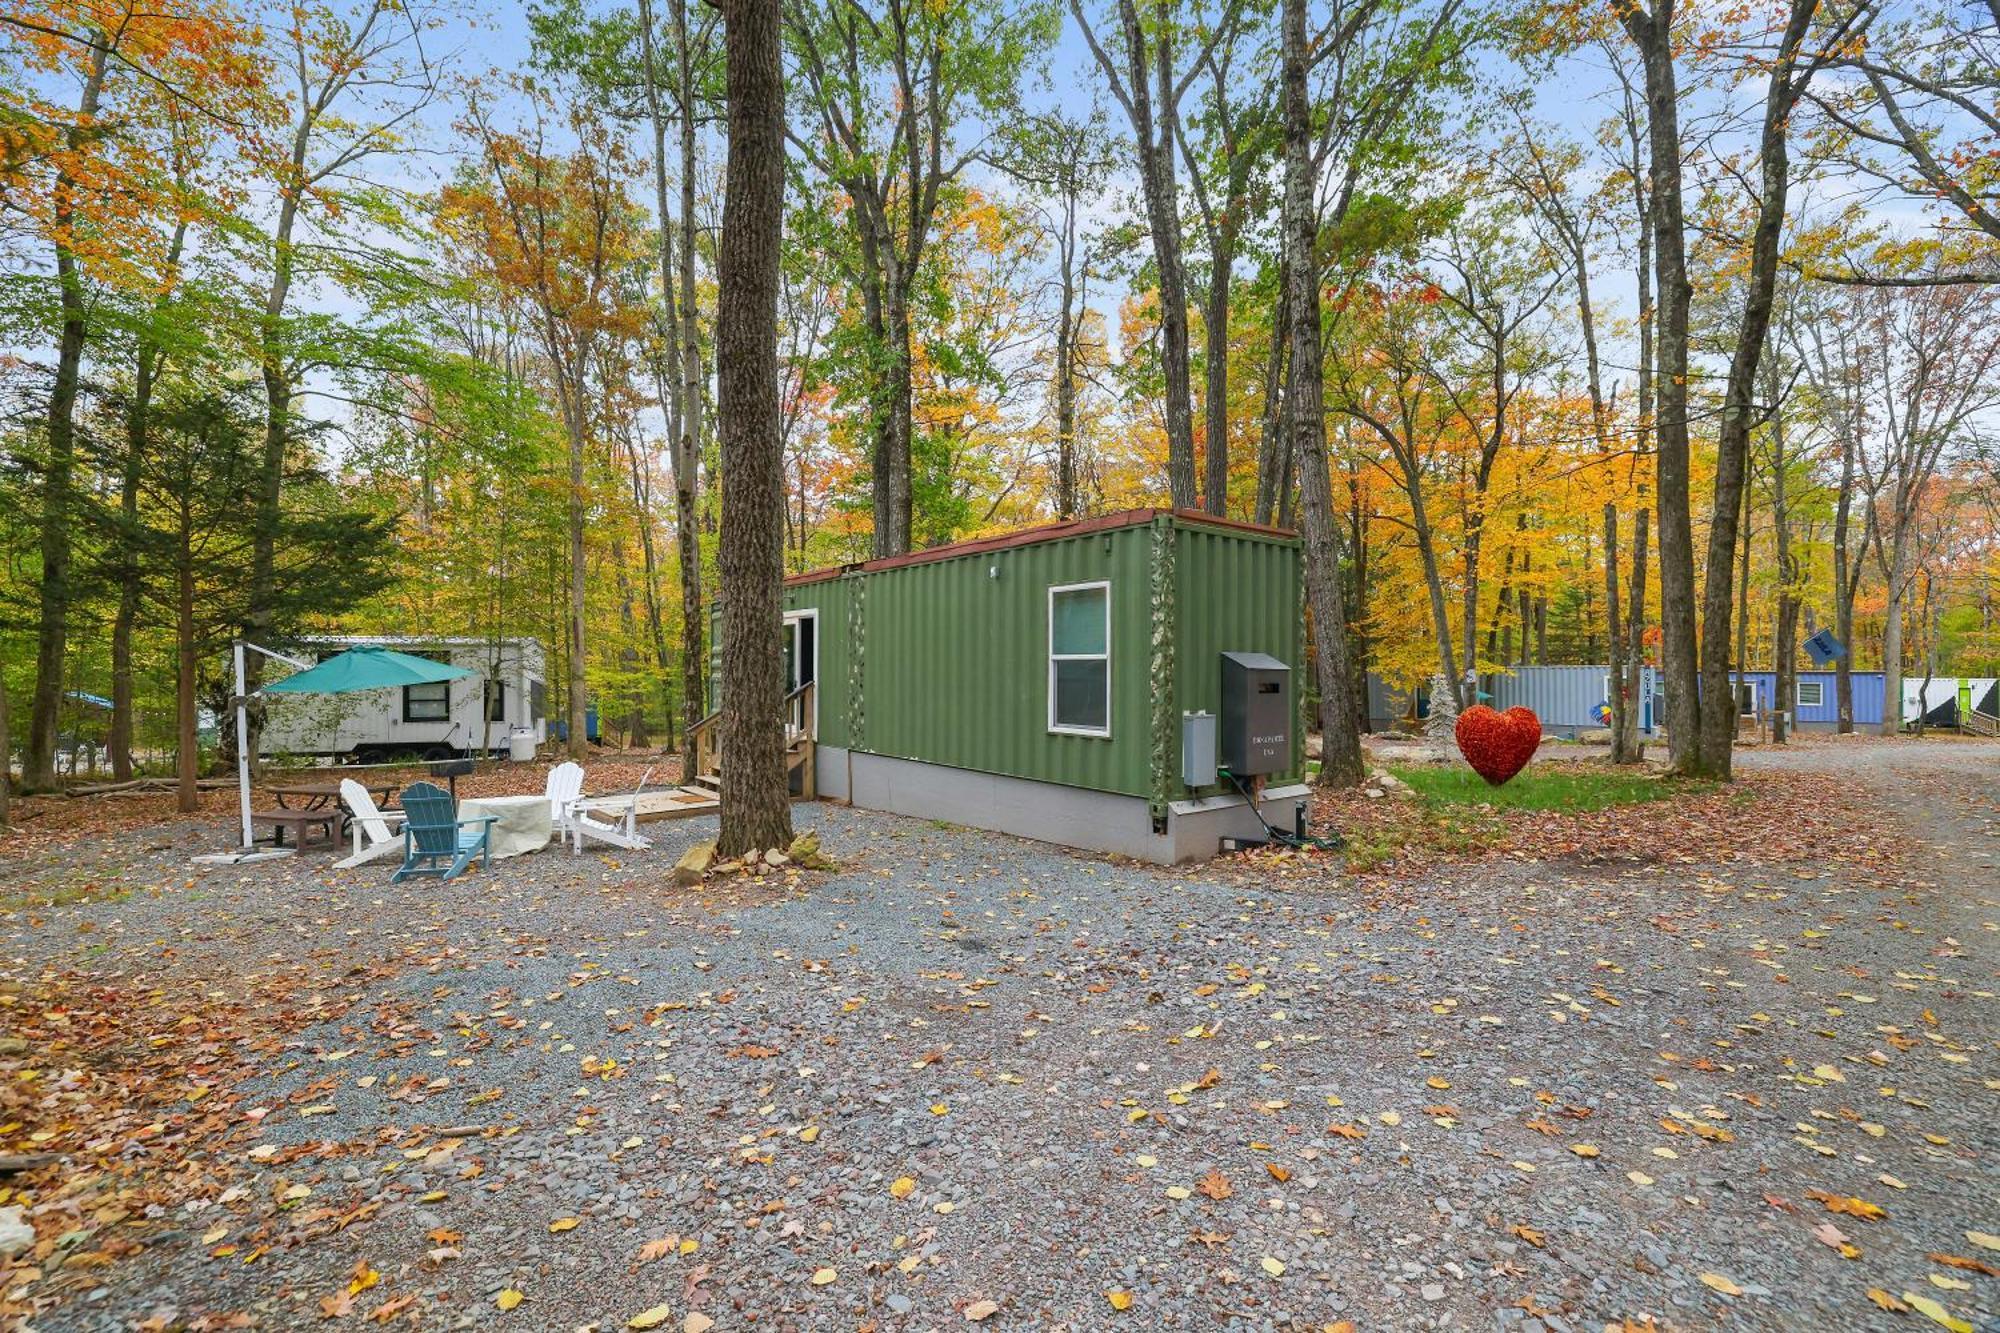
[1282,0,1360,788]
[1692,0,1815,775]
[0,646,10,827]
[564,388,590,760]
[1832,426,1857,732]
[1201,217,1236,515]
[244,186,304,779]
[26,43,112,793]
[1253,265,1291,526]
[111,364,152,783]
[1604,504,1627,763]
[176,514,199,814]
[1619,508,1649,761]
[112,222,189,783]
[716,0,793,855]
[1772,410,1798,745]
[1618,0,1702,776]
[883,287,915,550]
[638,0,707,773]
[1406,484,1460,706]
[1055,257,1080,519]
[1114,0,1197,510]
[1880,541,1909,738]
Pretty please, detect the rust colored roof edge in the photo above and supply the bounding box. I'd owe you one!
[783,507,1297,586]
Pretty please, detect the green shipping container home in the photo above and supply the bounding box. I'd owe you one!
[747,508,1310,863]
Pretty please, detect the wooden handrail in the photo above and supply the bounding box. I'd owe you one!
[686,680,814,779]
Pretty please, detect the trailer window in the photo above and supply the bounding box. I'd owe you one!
[1796,679,1824,708]
[485,681,506,721]
[1049,581,1110,737]
[404,681,449,723]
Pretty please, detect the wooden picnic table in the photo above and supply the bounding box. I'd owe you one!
[267,778,397,842]
[269,779,396,812]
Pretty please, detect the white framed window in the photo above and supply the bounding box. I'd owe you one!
[1796,679,1824,708]
[1048,580,1110,737]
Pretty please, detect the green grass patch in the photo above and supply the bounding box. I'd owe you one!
[1388,764,1696,813]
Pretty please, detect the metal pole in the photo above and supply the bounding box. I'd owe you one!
[235,641,253,849]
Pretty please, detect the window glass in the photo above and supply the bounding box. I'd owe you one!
[1796,680,1824,707]
[485,681,506,721]
[405,681,449,722]
[1049,582,1109,735]
[1051,587,1107,656]
[1053,660,1109,731]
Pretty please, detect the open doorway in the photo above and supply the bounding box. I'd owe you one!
[783,611,818,735]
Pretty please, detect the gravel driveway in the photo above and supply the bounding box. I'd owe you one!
[3,739,1995,1332]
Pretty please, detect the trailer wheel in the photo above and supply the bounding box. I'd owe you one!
[354,747,388,767]
[421,744,455,762]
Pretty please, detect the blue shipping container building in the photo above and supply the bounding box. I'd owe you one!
[1728,670,1884,729]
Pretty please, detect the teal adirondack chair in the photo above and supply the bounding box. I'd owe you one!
[391,781,496,882]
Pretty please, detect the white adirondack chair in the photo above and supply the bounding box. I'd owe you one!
[332,778,407,869]
[570,767,654,854]
[546,761,585,843]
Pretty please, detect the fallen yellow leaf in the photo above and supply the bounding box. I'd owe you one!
[1903,1292,1972,1333]
[890,1176,916,1199]
[1699,1273,1742,1297]
[1106,1289,1133,1311]
[549,1217,580,1233]
[1967,1231,2000,1253]
[626,1304,672,1330]
[496,1289,525,1311]
[798,1126,821,1143]
[1261,1256,1285,1278]
[810,1266,837,1286]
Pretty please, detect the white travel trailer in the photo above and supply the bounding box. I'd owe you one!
[262,636,549,762]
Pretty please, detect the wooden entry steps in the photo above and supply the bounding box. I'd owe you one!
[685,681,818,805]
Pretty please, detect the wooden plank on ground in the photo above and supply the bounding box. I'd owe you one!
[573,788,720,823]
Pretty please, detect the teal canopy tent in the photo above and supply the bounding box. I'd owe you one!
[264,645,472,695]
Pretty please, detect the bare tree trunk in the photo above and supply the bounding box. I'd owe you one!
[176,518,199,814]
[1617,0,1701,775]
[1070,0,1200,509]
[1201,215,1237,515]
[1693,0,1820,776]
[1772,405,1798,745]
[0,641,12,827]
[565,393,590,760]
[1254,267,1291,526]
[1604,504,1627,763]
[26,43,113,792]
[1282,0,1360,787]
[675,0,708,772]
[1832,426,1858,732]
[1620,508,1649,761]
[1055,250,1079,519]
[716,0,794,854]
[1880,542,1910,738]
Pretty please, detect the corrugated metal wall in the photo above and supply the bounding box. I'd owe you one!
[1731,670,1884,725]
[783,579,852,749]
[848,522,1158,796]
[717,515,1305,801]
[1172,522,1304,786]
[1485,665,1659,732]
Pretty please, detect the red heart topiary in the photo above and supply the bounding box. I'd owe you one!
[1455,705,1542,786]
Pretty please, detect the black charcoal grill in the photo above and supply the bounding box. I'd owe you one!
[427,756,475,800]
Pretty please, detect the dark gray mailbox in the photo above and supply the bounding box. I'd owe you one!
[1220,651,1291,776]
